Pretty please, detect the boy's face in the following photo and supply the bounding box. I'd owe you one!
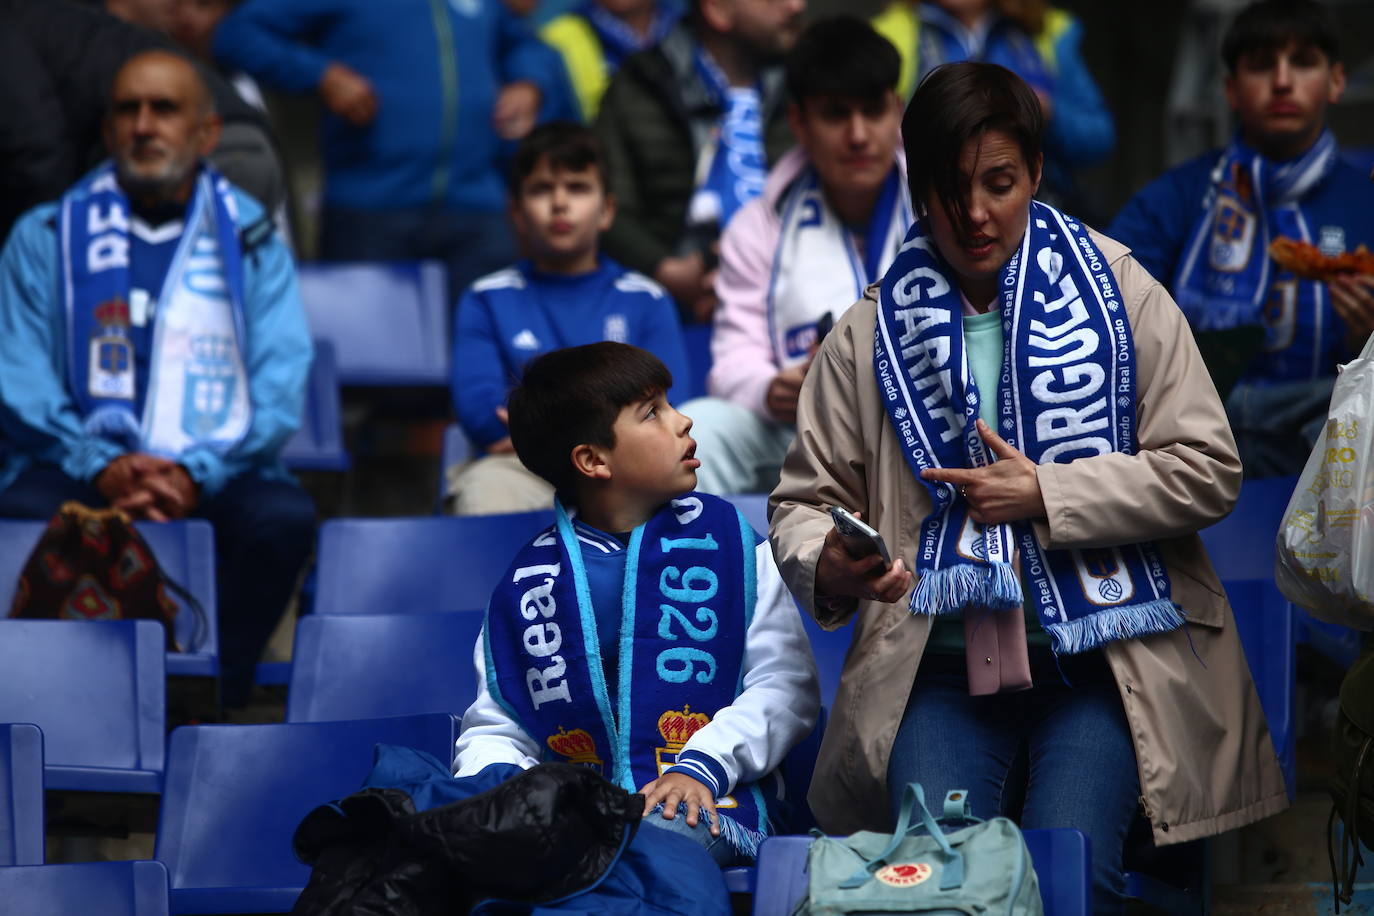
[1226,39,1345,160]
[789,92,902,210]
[600,391,698,508]
[512,159,614,273]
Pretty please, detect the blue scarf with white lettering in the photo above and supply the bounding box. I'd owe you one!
[1173,130,1340,383]
[484,493,773,857]
[875,200,1180,654]
[688,48,767,231]
[60,161,251,455]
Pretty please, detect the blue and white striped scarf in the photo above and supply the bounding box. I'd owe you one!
[875,200,1181,654]
[1174,130,1340,382]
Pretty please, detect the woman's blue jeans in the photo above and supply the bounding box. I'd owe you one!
[886,650,1141,916]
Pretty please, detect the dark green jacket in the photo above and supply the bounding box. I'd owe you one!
[594,23,795,279]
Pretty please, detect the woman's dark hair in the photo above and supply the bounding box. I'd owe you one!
[1221,0,1340,73]
[508,121,611,195]
[901,62,1043,240]
[507,342,672,497]
[785,17,901,107]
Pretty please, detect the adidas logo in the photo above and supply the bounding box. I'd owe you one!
[512,329,540,351]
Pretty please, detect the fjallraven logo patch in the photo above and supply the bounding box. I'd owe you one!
[874,863,932,887]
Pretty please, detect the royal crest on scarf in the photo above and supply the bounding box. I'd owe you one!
[60,161,251,456]
[1174,130,1342,381]
[874,200,1181,654]
[485,493,773,856]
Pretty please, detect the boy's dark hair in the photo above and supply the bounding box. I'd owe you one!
[785,17,900,107]
[507,121,611,195]
[902,62,1043,241]
[1221,0,1340,73]
[507,342,673,497]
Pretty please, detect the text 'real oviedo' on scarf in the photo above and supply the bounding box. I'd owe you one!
[60,161,251,457]
[874,199,1180,655]
[1173,129,1340,381]
[483,492,773,859]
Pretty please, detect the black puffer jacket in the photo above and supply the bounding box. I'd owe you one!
[291,763,643,916]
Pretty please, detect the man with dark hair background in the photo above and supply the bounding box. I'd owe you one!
[594,0,805,321]
[1110,0,1374,477]
[681,17,909,495]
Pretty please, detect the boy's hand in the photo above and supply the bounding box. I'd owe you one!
[492,81,541,140]
[639,772,720,836]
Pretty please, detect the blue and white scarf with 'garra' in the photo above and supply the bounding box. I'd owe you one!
[875,199,1179,654]
[61,161,251,456]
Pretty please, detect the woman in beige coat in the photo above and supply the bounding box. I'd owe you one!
[769,62,1288,913]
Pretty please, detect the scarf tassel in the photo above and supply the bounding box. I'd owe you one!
[650,801,766,862]
[1043,599,1184,656]
[910,562,1022,616]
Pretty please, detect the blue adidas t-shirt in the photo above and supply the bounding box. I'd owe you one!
[1109,150,1374,382]
[451,258,692,449]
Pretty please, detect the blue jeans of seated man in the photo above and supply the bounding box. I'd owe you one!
[641,804,736,867]
[0,465,316,709]
[676,397,795,496]
[887,650,1140,916]
[1226,377,1333,479]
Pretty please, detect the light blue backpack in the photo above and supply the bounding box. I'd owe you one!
[794,783,1042,915]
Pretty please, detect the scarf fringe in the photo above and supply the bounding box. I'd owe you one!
[653,801,766,861]
[910,562,1022,616]
[1044,599,1184,655]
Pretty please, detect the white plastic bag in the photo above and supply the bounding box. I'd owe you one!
[1276,340,1374,630]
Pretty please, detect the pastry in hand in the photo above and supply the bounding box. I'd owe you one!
[1269,236,1374,281]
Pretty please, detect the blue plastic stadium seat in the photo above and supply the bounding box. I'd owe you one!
[281,338,350,472]
[313,513,554,615]
[751,829,1089,916]
[0,518,219,677]
[155,713,460,914]
[437,422,473,507]
[0,723,44,866]
[286,612,486,722]
[1197,475,1297,581]
[725,492,768,537]
[296,261,449,386]
[0,860,170,916]
[0,620,164,793]
[1228,577,1297,800]
[682,321,713,403]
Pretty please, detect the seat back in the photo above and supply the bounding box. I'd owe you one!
[296,261,449,386]
[0,860,170,916]
[286,613,486,722]
[1197,475,1296,581]
[0,723,44,866]
[281,339,349,471]
[753,829,1089,916]
[0,519,218,677]
[0,620,165,792]
[155,713,460,906]
[1227,577,1297,799]
[313,513,554,615]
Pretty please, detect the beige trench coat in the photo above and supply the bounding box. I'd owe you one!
[769,230,1289,846]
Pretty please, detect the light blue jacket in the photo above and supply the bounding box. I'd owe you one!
[0,174,311,497]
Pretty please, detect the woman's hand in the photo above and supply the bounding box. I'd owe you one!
[921,419,1046,525]
[815,514,913,604]
[639,772,719,835]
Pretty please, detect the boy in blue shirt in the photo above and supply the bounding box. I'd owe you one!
[1109,0,1374,477]
[454,341,819,864]
[447,123,691,515]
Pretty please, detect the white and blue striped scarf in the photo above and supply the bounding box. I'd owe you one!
[875,200,1181,654]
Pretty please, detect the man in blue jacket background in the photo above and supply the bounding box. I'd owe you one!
[213,0,571,300]
[0,50,316,709]
[1110,0,1374,478]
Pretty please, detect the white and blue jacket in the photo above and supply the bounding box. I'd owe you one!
[0,182,310,496]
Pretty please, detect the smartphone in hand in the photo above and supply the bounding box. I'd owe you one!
[829,505,892,566]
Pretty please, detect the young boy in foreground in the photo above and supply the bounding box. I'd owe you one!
[453,342,819,864]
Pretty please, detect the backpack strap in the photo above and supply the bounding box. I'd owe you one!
[838,782,964,892]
